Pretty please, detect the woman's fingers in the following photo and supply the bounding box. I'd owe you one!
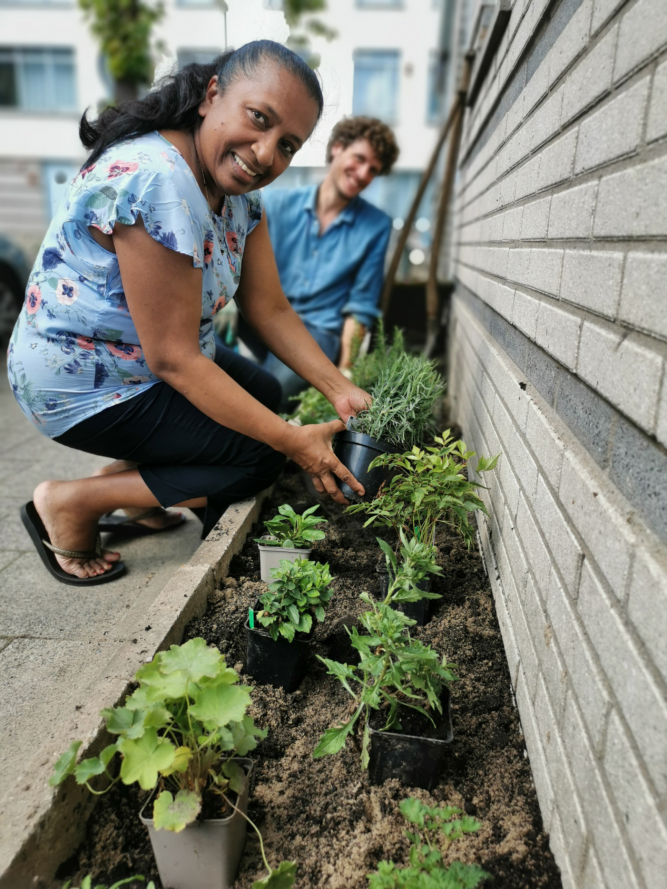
[329,454,365,499]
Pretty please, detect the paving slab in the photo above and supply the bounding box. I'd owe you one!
[0,373,269,887]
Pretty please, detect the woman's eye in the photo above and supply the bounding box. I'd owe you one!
[282,142,295,157]
[252,110,267,125]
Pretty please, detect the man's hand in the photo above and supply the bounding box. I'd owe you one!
[282,419,365,504]
[332,383,372,425]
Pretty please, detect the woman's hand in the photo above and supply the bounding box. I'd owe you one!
[331,382,372,424]
[283,419,364,504]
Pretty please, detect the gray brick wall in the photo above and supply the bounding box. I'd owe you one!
[448,1,667,886]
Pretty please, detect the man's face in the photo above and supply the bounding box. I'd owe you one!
[329,138,383,200]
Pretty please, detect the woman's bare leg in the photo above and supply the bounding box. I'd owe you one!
[93,460,184,529]
[33,470,206,579]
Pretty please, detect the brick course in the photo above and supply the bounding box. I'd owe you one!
[449,0,667,883]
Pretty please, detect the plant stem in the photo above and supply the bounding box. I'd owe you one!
[222,793,273,876]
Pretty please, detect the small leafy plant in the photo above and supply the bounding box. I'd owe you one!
[63,878,153,889]
[352,353,445,448]
[314,547,457,765]
[257,558,333,642]
[286,386,339,426]
[256,503,328,549]
[348,432,499,549]
[367,797,490,888]
[378,533,443,604]
[50,639,295,889]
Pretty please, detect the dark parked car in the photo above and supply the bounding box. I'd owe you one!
[0,234,29,348]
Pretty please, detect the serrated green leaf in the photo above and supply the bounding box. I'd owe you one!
[189,683,251,730]
[221,759,247,794]
[49,740,82,786]
[160,637,223,683]
[118,729,176,790]
[252,860,298,889]
[159,745,192,777]
[313,719,356,758]
[153,788,201,832]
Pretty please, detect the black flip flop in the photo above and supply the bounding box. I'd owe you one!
[98,507,186,536]
[21,501,126,586]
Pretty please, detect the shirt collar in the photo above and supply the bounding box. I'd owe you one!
[305,184,360,226]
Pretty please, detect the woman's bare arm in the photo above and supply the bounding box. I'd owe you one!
[110,217,363,502]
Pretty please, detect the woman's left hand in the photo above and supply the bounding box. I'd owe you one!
[331,383,372,424]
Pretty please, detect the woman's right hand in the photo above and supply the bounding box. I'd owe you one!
[283,419,364,504]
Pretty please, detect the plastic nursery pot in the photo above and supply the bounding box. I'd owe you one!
[257,534,312,583]
[139,758,254,889]
[367,688,453,791]
[245,605,313,692]
[375,567,433,627]
[332,430,397,502]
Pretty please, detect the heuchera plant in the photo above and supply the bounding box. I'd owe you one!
[367,798,490,888]
[313,545,457,766]
[50,638,296,889]
[257,558,333,642]
[348,432,500,550]
[256,504,328,549]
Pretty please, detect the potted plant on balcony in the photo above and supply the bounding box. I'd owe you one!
[49,638,296,889]
[255,504,328,582]
[334,353,445,502]
[313,555,458,789]
[246,558,334,692]
[348,431,500,549]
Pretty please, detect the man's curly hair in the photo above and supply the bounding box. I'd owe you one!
[326,116,399,175]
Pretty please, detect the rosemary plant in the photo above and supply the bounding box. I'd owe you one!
[352,353,445,448]
[351,320,406,393]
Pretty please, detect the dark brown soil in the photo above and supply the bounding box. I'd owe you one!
[56,464,562,889]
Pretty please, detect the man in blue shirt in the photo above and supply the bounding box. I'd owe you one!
[239,116,399,411]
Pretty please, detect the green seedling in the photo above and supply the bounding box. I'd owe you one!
[256,503,328,549]
[378,532,443,605]
[352,353,445,448]
[50,639,296,888]
[285,386,339,426]
[314,544,457,766]
[63,878,154,889]
[367,797,490,888]
[258,558,333,642]
[348,432,500,550]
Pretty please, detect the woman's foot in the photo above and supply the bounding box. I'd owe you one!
[94,461,183,530]
[33,480,121,579]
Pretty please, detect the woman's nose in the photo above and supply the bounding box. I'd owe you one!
[253,136,276,169]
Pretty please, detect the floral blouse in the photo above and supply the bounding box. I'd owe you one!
[7,131,262,438]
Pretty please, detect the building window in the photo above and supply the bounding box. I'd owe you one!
[352,49,400,123]
[427,50,447,125]
[356,0,402,7]
[0,47,76,111]
[176,0,218,6]
[263,0,283,8]
[176,48,222,69]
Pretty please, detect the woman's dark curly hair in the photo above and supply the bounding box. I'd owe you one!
[80,40,324,168]
[325,116,399,174]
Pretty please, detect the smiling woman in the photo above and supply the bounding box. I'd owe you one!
[7,40,372,586]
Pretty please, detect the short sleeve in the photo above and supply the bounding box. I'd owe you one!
[70,155,205,269]
[244,191,263,235]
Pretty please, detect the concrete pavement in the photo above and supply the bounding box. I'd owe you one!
[0,371,205,884]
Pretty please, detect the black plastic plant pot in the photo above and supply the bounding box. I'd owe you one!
[245,608,312,692]
[332,430,396,502]
[367,688,453,791]
[375,567,433,627]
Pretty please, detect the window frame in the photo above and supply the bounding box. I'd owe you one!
[0,45,77,114]
[352,48,401,125]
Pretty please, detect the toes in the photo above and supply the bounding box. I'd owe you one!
[102,550,121,564]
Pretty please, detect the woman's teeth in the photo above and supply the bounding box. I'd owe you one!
[233,153,257,177]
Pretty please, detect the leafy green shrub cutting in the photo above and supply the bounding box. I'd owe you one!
[352,353,445,448]
[256,504,328,549]
[348,432,499,549]
[257,558,333,642]
[367,797,490,888]
[314,546,456,765]
[378,533,443,604]
[50,638,295,889]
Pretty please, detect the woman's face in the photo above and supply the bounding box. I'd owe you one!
[198,62,320,196]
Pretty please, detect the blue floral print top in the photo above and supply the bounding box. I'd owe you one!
[7,131,262,438]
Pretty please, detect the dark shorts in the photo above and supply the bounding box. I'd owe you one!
[55,342,285,538]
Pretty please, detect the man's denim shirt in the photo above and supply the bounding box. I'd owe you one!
[262,185,392,334]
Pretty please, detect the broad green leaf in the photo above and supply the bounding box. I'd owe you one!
[280,622,295,643]
[153,788,201,833]
[74,743,117,785]
[49,740,81,786]
[189,683,251,730]
[102,705,171,738]
[160,637,223,683]
[221,758,247,794]
[313,719,356,758]
[159,745,192,776]
[252,860,298,889]
[118,729,176,790]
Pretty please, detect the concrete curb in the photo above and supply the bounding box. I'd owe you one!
[0,492,269,889]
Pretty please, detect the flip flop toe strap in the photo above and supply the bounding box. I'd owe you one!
[42,532,103,561]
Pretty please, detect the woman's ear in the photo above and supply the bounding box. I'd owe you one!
[199,75,219,118]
